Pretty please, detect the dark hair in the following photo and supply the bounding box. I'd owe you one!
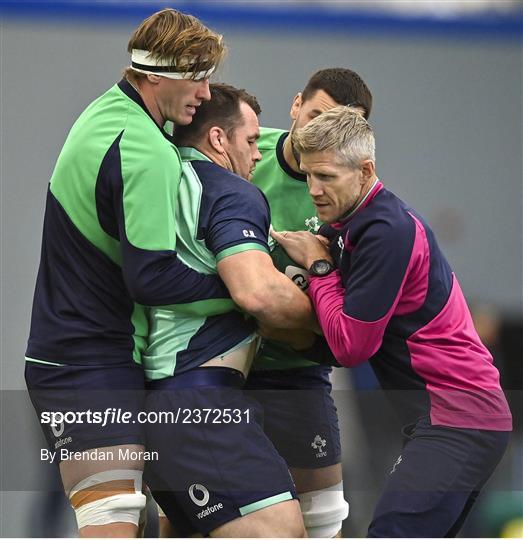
[301,68,372,119]
[173,83,261,147]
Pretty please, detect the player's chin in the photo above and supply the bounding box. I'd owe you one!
[177,115,194,126]
[316,206,332,222]
[175,110,196,126]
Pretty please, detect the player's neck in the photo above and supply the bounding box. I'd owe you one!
[339,175,380,222]
[282,134,301,174]
[134,79,164,127]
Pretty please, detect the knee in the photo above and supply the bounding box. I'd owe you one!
[299,481,349,538]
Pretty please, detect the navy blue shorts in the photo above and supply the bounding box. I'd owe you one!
[368,416,510,538]
[25,360,145,460]
[244,365,341,469]
[144,367,297,536]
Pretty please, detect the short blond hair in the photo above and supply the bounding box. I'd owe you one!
[124,8,225,82]
[294,106,375,169]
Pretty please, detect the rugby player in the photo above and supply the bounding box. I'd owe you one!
[25,9,226,537]
[272,107,512,537]
[143,83,317,537]
[245,68,372,537]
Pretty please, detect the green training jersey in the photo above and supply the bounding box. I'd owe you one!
[144,148,271,380]
[26,80,229,367]
[252,127,321,370]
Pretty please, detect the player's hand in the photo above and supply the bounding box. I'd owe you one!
[271,230,332,269]
[316,235,330,247]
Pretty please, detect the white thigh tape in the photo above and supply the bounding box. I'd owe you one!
[75,492,147,528]
[69,469,145,528]
[68,469,143,497]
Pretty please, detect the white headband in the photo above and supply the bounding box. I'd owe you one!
[130,49,215,81]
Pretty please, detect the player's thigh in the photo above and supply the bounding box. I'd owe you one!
[158,516,202,538]
[25,361,146,536]
[247,367,347,537]
[78,521,138,538]
[25,360,146,472]
[59,445,146,538]
[155,493,202,538]
[59,444,145,492]
[246,366,342,470]
[145,368,300,537]
[210,499,306,538]
[291,463,342,493]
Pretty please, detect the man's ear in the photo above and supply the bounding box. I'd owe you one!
[290,93,302,121]
[360,159,375,184]
[209,126,226,153]
[147,74,162,85]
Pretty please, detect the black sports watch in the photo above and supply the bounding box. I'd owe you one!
[309,259,335,277]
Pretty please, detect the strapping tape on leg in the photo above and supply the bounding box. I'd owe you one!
[299,481,349,538]
[68,469,146,528]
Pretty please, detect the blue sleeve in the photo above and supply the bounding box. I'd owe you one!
[342,219,415,321]
[119,236,230,306]
[116,188,229,307]
[206,183,271,260]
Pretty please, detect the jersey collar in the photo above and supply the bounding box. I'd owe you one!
[276,132,307,182]
[117,78,172,141]
[178,147,212,162]
[336,179,384,226]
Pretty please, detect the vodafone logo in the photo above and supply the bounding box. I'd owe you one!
[188,484,210,507]
[51,421,65,438]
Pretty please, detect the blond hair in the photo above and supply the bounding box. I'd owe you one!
[294,106,375,169]
[124,8,225,82]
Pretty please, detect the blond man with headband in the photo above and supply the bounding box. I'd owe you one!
[270,107,511,537]
[25,9,226,537]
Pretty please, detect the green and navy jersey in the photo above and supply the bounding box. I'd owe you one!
[26,80,229,367]
[252,127,320,370]
[143,147,271,380]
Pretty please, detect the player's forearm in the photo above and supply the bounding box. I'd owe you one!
[309,272,385,366]
[238,273,317,330]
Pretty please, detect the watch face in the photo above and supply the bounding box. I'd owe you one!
[315,261,331,275]
[311,259,334,276]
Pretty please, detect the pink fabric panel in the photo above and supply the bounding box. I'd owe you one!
[343,229,355,254]
[407,276,512,431]
[310,212,426,367]
[395,213,430,315]
[309,271,393,367]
